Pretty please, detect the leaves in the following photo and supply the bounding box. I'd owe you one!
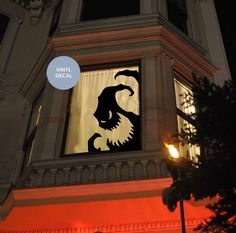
[162,77,236,232]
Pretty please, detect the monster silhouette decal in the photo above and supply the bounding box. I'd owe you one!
[65,66,140,154]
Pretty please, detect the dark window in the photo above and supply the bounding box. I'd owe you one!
[0,13,10,44]
[167,0,188,34]
[80,0,140,21]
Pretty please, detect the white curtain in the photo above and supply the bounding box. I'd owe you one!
[65,66,139,154]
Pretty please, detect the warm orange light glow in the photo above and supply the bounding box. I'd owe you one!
[0,180,212,232]
[165,143,180,159]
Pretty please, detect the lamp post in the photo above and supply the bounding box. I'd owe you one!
[165,144,186,233]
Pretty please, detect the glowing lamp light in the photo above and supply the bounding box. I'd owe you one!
[165,143,180,159]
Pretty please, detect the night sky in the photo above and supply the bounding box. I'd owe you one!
[214,0,235,80]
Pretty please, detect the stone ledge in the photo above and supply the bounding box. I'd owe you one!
[0,178,172,220]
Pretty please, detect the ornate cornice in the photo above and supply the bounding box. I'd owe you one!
[30,0,44,24]
[52,25,217,77]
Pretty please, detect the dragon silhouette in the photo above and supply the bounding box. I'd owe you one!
[88,70,140,152]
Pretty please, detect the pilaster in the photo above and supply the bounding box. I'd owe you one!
[141,52,159,151]
[157,0,168,18]
[156,52,177,142]
[59,0,81,24]
[140,0,152,15]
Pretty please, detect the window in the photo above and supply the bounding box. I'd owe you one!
[64,64,141,154]
[167,0,188,34]
[80,0,140,21]
[0,13,10,44]
[174,78,200,160]
[22,92,43,171]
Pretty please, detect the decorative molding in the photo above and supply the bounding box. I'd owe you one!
[1,177,211,222]
[0,219,203,233]
[0,178,172,220]
[17,151,168,189]
[30,0,44,24]
[52,25,216,77]
[11,0,55,24]
[11,0,50,11]
[30,0,59,24]
[16,178,173,204]
[20,17,217,100]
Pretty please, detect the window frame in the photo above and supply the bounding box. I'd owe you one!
[0,5,23,74]
[0,12,10,45]
[173,70,200,160]
[166,0,188,35]
[61,60,142,157]
[21,89,44,174]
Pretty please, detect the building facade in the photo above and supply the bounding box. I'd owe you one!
[0,0,231,232]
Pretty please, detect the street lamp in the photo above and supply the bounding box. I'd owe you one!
[165,143,186,233]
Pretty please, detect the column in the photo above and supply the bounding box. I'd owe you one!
[142,53,159,151]
[156,53,177,143]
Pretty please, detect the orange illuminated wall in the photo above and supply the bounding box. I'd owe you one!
[0,179,212,233]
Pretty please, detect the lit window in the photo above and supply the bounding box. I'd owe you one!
[80,0,140,21]
[174,79,200,160]
[65,65,140,154]
[167,0,188,34]
[22,92,43,171]
[0,13,10,44]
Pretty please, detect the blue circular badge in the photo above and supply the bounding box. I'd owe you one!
[46,56,80,90]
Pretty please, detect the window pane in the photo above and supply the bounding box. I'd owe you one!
[81,0,140,21]
[174,79,195,115]
[0,13,10,44]
[21,91,43,173]
[177,116,200,161]
[175,79,199,161]
[27,92,43,137]
[167,0,188,34]
[65,66,140,154]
